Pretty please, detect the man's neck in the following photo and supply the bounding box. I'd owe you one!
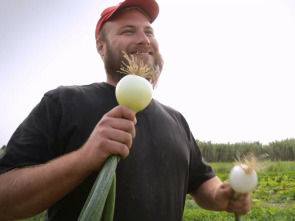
[106,76,118,87]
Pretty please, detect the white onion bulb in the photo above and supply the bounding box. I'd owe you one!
[115,75,153,113]
[229,164,258,194]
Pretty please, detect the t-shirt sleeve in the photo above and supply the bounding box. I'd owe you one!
[186,130,216,193]
[161,105,216,194]
[0,92,61,174]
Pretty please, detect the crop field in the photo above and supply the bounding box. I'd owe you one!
[183,161,295,221]
[19,161,295,221]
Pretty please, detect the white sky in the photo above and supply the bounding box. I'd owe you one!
[0,0,295,146]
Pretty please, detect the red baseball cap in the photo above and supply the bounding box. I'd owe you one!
[95,0,159,39]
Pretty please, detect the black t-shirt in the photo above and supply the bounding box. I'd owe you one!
[0,82,215,221]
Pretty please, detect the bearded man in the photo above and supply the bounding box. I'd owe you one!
[0,0,251,220]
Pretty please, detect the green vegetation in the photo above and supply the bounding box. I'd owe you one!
[198,138,295,162]
[210,160,295,174]
[18,213,45,221]
[183,161,295,221]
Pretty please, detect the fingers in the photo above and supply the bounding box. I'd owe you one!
[216,183,252,216]
[229,193,252,216]
[101,105,136,142]
[83,105,137,171]
[97,121,135,156]
[105,105,137,125]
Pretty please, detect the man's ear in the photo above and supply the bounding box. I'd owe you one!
[96,39,105,57]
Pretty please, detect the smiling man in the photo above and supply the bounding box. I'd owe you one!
[0,0,251,220]
[96,2,163,87]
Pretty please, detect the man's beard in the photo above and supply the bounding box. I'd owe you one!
[104,41,164,87]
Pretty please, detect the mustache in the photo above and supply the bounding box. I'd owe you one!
[126,46,155,55]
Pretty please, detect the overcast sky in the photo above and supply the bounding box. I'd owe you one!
[1,0,295,146]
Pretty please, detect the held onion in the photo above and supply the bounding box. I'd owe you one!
[115,75,153,113]
[229,163,258,221]
[229,164,258,194]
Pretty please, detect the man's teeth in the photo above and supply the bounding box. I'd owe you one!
[134,52,149,55]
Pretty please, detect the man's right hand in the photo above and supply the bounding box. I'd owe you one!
[80,105,137,172]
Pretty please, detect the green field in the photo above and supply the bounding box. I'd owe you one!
[19,161,295,221]
[183,161,295,221]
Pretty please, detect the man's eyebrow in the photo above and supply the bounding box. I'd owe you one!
[117,25,135,33]
[145,26,154,30]
[121,25,135,29]
[120,25,153,29]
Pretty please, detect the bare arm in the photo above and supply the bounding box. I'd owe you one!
[0,105,136,221]
[190,176,252,216]
[0,150,90,220]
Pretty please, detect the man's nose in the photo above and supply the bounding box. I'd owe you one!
[135,31,150,45]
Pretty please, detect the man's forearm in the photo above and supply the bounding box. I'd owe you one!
[190,176,224,211]
[0,148,93,220]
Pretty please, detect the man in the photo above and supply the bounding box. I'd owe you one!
[0,0,251,220]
